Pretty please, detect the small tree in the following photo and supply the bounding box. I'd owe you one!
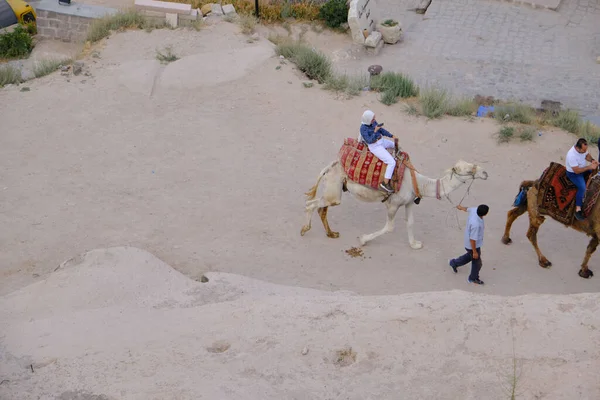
[319,0,348,28]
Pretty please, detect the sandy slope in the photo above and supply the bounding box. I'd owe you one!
[1,247,599,400]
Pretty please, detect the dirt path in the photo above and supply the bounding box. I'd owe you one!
[1,22,598,299]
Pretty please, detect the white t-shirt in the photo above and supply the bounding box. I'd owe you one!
[565,145,588,173]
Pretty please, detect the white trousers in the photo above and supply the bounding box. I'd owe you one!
[368,138,396,180]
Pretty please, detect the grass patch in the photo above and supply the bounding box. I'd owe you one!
[551,109,580,134]
[275,41,331,83]
[370,72,418,105]
[403,102,420,116]
[33,58,72,78]
[519,127,535,142]
[419,86,449,119]
[238,14,257,34]
[494,103,534,125]
[0,64,22,86]
[155,46,179,63]
[323,73,367,97]
[87,10,153,43]
[580,120,600,143]
[446,96,477,117]
[497,126,515,143]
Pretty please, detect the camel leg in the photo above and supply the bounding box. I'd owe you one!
[404,202,422,250]
[579,235,597,279]
[318,207,339,238]
[525,214,552,268]
[301,169,343,237]
[501,206,527,245]
[358,202,401,246]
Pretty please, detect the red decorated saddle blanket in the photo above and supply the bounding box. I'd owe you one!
[338,138,408,193]
[537,162,600,225]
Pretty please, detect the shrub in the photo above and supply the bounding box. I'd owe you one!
[33,58,72,78]
[156,46,178,63]
[551,109,580,134]
[497,126,515,143]
[519,127,535,142]
[419,86,448,119]
[446,96,477,117]
[87,10,149,42]
[370,72,418,105]
[403,103,420,116]
[494,103,534,125]
[0,64,22,86]
[238,14,257,34]
[275,42,332,83]
[0,25,33,59]
[580,120,600,144]
[319,0,348,28]
[381,19,398,27]
[323,73,367,97]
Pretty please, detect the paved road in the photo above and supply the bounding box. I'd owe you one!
[336,0,600,117]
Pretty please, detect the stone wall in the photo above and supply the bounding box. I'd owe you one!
[32,0,117,42]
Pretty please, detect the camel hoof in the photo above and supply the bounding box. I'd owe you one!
[501,237,512,245]
[410,241,423,250]
[327,231,340,239]
[579,269,594,279]
[358,235,368,246]
[300,226,310,236]
[539,259,552,268]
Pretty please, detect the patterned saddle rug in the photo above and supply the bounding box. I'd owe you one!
[537,162,600,225]
[338,138,408,193]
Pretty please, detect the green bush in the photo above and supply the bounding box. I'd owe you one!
[419,86,448,119]
[0,64,22,86]
[319,0,348,28]
[494,103,534,125]
[370,72,418,105]
[275,42,332,83]
[552,109,580,134]
[0,25,34,59]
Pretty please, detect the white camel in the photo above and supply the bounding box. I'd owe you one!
[300,159,489,248]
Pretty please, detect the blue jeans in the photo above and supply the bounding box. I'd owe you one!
[566,171,587,207]
[450,248,482,281]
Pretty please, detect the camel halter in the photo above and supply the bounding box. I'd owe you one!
[443,164,479,229]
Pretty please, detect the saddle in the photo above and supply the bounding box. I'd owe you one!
[537,162,600,225]
[338,138,421,198]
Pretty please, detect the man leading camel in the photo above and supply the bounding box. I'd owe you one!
[565,138,598,221]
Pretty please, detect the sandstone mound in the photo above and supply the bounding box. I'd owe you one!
[1,247,598,399]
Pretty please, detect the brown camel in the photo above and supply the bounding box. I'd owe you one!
[501,179,598,279]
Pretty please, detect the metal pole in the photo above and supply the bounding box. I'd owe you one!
[255,0,259,17]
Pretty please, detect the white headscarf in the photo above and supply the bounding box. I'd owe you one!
[361,110,375,125]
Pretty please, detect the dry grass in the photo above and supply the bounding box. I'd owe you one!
[33,58,72,78]
[323,73,368,97]
[87,10,166,43]
[155,46,179,64]
[275,41,332,83]
[419,86,449,119]
[446,96,477,117]
[0,64,22,86]
[494,103,535,125]
[238,14,258,34]
[370,72,419,105]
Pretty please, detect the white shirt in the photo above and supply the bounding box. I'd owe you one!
[565,146,588,173]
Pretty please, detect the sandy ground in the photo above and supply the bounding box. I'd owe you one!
[1,246,599,399]
[2,22,599,298]
[1,20,600,398]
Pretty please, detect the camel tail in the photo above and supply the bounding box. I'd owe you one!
[305,161,339,200]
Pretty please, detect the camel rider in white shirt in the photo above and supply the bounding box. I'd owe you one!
[565,138,599,221]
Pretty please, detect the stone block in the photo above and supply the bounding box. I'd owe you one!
[165,12,178,27]
[222,4,235,14]
[37,18,49,27]
[210,3,223,15]
[48,19,62,28]
[134,0,192,15]
[365,31,382,47]
[348,0,379,45]
[39,27,57,38]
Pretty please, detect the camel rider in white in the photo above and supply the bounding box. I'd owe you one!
[360,110,397,193]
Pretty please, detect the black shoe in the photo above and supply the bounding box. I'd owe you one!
[414,197,421,205]
[448,259,457,273]
[575,211,585,221]
[467,277,484,285]
[379,182,393,193]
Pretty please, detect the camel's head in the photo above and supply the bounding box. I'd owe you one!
[452,160,488,181]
